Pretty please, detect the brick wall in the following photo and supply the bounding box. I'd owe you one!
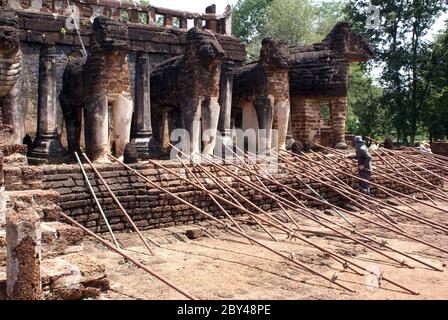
[2,157,442,233]
[431,141,448,157]
[0,149,4,226]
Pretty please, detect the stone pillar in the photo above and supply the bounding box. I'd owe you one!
[131,52,153,160]
[194,18,202,29]
[218,61,234,148]
[28,44,66,164]
[205,5,217,32]
[161,108,170,150]
[290,97,321,147]
[6,209,41,300]
[0,149,5,227]
[285,115,295,150]
[180,17,188,29]
[330,96,348,149]
[164,15,173,28]
[84,92,109,163]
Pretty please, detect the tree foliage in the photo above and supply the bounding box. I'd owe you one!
[421,23,448,141]
[347,63,385,137]
[344,0,447,144]
[232,0,345,59]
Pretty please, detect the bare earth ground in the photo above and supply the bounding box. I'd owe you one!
[82,199,448,300]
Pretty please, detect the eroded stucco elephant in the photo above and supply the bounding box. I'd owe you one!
[150,28,225,157]
[0,7,29,144]
[233,38,291,152]
[60,16,133,163]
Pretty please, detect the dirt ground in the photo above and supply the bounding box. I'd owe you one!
[82,198,448,300]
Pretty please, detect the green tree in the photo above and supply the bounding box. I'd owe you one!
[347,63,385,138]
[232,0,345,59]
[344,0,447,145]
[421,23,448,141]
[263,0,317,45]
[232,0,273,43]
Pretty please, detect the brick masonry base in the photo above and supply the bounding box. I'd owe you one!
[431,142,448,157]
[2,156,443,233]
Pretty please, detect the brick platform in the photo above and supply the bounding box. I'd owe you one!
[2,154,442,233]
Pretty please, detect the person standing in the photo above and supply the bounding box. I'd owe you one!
[350,136,373,194]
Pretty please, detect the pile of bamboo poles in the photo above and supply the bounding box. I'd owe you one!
[56,143,448,298]
[111,143,448,295]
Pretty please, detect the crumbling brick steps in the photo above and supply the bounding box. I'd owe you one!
[2,179,110,300]
[41,253,109,300]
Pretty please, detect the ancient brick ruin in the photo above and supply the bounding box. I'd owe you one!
[289,22,374,149]
[1,1,447,301]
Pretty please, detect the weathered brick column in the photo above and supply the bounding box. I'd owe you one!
[218,61,235,149]
[6,208,42,300]
[131,52,153,159]
[28,43,66,164]
[291,97,321,147]
[330,96,348,149]
[205,5,218,32]
[0,149,4,227]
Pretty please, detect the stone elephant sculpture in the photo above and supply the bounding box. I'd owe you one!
[150,28,225,157]
[60,16,133,163]
[0,7,29,145]
[232,38,291,152]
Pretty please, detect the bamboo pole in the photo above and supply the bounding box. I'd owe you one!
[57,210,197,300]
[176,155,253,244]
[278,151,405,231]
[74,152,120,249]
[301,150,400,228]
[404,146,448,162]
[308,149,446,226]
[139,154,433,292]
[200,152,448,256]
[297,146,448,217]
[194,157,428,293]
[284,150,448,234]
[227,145,305,230]
[244,149,351,226]
[198,156,419,269]
[244,153,444,272]
[81,153,155,256]
[173,151,279,242]
[384,148,448,188]
[146,153,418,283]
[216,148,366,274]
[307,149,446,224]
[306,149,448,232]
[108,155,358,293]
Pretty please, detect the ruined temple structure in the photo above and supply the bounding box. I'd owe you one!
[2,1,448,302]
[150,28,225,157]
[289,22,374,149]
[232,38,291,152]
[0,0,245,161]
